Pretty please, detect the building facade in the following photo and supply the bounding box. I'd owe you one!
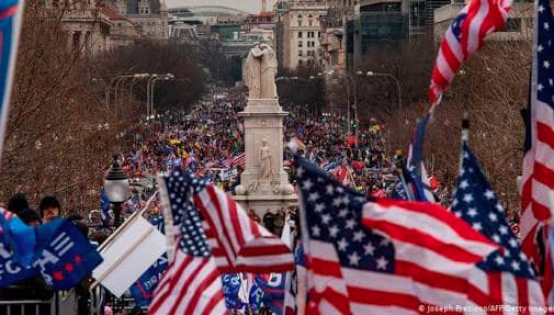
[282,0,329,70]
[118,0,169,39]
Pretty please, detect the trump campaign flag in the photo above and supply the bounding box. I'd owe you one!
[0,209,39,286]
[129,215,169,307]
[0,0,23,158]
[34,218,103,290]
[429,0,513,105]
[0,209,102,290]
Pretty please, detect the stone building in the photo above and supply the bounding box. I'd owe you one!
[281,0,329,70]
[43,0,113,56]
[110,0,169,39]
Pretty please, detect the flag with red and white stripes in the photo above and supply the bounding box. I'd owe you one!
[429,0,513,105]
[521,0,554,304]
[194,184,294,274]
[453,142,545,312]
[222,153,246,169]
[150,172,227,315]
[295,156,500,314]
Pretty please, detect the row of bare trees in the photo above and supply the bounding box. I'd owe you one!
[0,0,207,213]
[325,34,531,215]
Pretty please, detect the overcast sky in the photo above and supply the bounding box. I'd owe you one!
[166,0,274,13]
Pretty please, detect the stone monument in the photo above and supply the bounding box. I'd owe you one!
[235,44,296,216]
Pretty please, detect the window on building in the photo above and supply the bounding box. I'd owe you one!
[298,41,303,47]
[298,31,303,38]
[309,20,313,26]
[299,60,304,67]
[299,51,303,57]
[299,20,302,27]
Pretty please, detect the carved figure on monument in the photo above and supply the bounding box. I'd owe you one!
[244,44,278,99]
[259,138,273,181]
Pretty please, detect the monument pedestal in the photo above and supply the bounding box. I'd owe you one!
[234,99,297,218]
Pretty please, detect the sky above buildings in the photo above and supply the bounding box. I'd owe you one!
[166,0,274,13]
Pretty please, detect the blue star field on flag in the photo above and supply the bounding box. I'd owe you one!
[536,0,554,108]
[164,171,210,258]
[296,157,395,273]
[451,143,535,278]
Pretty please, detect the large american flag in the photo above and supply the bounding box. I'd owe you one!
[521,0,554,303]
[452,143,545,311]
[429,0,513,105]
[295,157,500,314]
[194,183,294,273]
[149,172,226,315]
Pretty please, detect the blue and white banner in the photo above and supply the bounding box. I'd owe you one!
[0,0,23,159]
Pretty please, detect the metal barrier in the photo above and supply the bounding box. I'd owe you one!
[0,298,56,315]
[0,291,79,315]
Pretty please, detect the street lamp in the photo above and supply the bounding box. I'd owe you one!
[150,74,175,119]
[104,155,129,227]
[114,73,150,117]
[365,71,402,110]
[147,73,174,119]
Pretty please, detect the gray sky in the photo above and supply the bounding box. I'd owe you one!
[166,0,274,13]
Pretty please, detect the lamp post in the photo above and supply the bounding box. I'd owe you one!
[150,74,175,120]
[365,71,402,110]
[147,73,174,120]
[114,73,150,117]
[104,156,129,227]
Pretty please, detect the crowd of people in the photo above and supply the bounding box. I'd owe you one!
[0,88,447,314]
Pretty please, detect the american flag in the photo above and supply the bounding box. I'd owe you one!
[295,157,500,314]
[452,143,545,311]
[193,183,294,273]
[429,0,513,105]
[0,0,21,159]
[222,153,246,169]
[149,172,227,315]
[521,0,554,303]
[406,113,436,202]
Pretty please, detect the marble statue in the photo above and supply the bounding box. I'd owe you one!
[259,138,273,181]
[244,44,278,99]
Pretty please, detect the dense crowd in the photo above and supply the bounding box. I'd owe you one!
[0,88,446,314]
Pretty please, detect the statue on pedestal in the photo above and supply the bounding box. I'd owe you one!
[244,44,278,100]
[259,138,273,181]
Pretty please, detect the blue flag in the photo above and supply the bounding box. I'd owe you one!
[255,273,285,315]
[0,210,36,267]
[0,216,103,290]
[0,0,21,156]
[0,230,40,287]
[129,255,168,307]
[33,218,103,290]
[100,189,111,227]
[222,273,245,310]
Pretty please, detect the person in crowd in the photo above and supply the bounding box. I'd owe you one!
[39,196,62,223]
[7,193,29,216]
